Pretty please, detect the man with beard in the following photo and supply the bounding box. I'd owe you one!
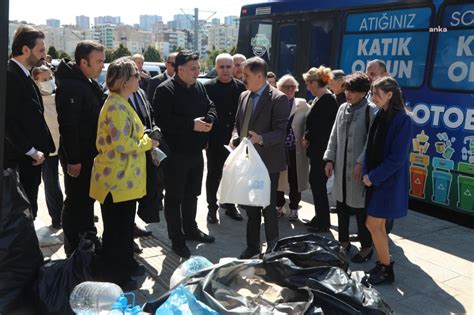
[5,26,55,218]
[55,40,105,256]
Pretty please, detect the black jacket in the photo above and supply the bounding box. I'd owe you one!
[55,59,104,164]
[147,72,171,104]
[4,60,55,165]
[305,93,338,160]
[204,78,245,148]
[154,77,217,155]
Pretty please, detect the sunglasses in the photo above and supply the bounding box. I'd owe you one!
[282,85,297,89]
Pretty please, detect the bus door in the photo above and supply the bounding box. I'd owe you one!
[274,14,338,98]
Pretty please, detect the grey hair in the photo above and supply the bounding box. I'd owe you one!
[276,74,299,92]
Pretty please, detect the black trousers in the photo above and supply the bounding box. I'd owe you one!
[164,153,203,245]
[137,154,161,223]
[101,194,137,283]
[41,155,63,225]
[17,158,42,218]
[61,159,96,256]
[277,149,301,209]
[241,173,279,250]
[309,157,330,229]
[336,201,372,248]
[206,145,234,212]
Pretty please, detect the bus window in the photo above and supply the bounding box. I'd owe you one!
[277,24,297,76]
[431,3,474,92]
[340,7,432,88]
[309,19,335,68]
[249,22,273,62]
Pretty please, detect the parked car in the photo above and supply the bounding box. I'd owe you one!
[97,61,162,86]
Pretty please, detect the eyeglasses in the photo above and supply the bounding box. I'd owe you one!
[282,85,297,89]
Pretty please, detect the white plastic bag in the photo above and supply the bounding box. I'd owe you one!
[218,138,271,207]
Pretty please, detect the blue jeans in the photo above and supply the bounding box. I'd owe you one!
[41,155,63,225]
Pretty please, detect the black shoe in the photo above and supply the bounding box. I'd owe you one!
[185,230,215,243]
[131,264,146,277]
[239,247,261,259]
[172,243,191,259]
[304,216,319,227]
[134,225,152,237]
[341,243,351,254]
[351,248,373,263]
[207,211,218,224]
[49,222,62,230]
[133,241,143,254]
[118,277,138,291]
[307,225,330,233]
[225,209,243,221]
[367,261,395,285]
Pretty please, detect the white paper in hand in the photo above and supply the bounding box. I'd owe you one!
[217,138,271,207]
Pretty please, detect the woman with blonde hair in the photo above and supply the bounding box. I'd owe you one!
[275,74,310,221]
[302,66,338,233]
[363,76,412,285]
[90,57,159,290]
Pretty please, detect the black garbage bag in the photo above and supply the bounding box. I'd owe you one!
[34,234,97,315]
[264,256,392,315]
[266,233,349,271]
[0,169,44,313]
[144,259,316,314]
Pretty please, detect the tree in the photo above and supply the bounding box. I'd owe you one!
[58,50,71,60]
[47,46,58,59]
[143,46,161,62]
[105,49,114,63]
[111,44,131,61]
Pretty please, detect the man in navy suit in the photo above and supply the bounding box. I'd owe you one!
[5,26,55,218]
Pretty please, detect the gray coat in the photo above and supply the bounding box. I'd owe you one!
[323,98,377,208]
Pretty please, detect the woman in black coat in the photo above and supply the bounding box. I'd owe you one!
[302,66,338,233]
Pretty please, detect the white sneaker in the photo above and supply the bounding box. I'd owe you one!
[288,209,298,221]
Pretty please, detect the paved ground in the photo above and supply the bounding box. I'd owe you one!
[34,155,473,314]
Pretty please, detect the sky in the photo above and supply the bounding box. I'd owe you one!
[10,0,266,25]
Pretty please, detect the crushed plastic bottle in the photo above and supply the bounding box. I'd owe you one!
[170,256,213,288]
[70,281,123,314]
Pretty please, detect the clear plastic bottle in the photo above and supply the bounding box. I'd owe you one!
[70,281,123,314]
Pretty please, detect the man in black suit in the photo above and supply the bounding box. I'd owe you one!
[55,40,105,256]
[154,50,217,258]
[146,52,177,103]
[5,26,55,218]
[128,87,168,226]
[204,53,245,224]
[230,57,289,259]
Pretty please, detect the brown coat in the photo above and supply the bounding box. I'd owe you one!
[232,85,289,174]
[278,97,310,192]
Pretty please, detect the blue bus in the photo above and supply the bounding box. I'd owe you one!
[237,0,474,217]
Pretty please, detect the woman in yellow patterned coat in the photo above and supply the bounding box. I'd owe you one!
[90,57,159,290]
